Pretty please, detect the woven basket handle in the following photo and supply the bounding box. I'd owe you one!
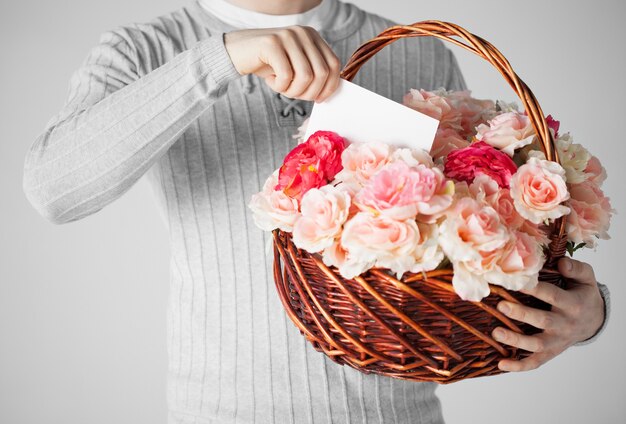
[340,20,567,263]
[340,20,559,163]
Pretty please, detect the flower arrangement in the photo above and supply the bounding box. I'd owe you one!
[249,88,613,302]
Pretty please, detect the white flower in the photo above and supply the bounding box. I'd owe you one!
[248,171,300,232]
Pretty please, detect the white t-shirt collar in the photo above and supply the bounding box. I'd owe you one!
[197,0,337,31]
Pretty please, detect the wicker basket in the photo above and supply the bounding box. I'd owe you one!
[273,21,568,384]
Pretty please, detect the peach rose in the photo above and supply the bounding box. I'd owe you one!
[566,181,613,247]
[321,240,371,279]
[446,90,496,138]
[356,161,454,221]
[510,156,570,224]
[476,112,536,156]
[335,141,392,186]
[485,231,545,292]
[341,213,423,278]
[439,197,510,265]
[430,128,470,161]
[389,147,434,168]
[410,222,445,273]
[292,185,351,253]
[248,171,300,232]
[451,261,491,301]
[403,88,463,131]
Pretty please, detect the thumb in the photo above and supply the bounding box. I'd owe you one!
[558,257,597,286]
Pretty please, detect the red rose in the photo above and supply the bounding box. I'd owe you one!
[444,141,517,188]
[276,131,346,201]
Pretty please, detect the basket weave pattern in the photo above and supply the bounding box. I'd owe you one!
[273,21,568,383]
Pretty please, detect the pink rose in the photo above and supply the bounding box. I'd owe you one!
[430,128,469,160]
[335,141,391,186]
[276,130,346,201]
[292,185,351,253]
[469,174,525,230]
[248,171,300,232]
[446,91,496,138]
[510,156,570,224]
[566,181,613,247]
[485,231,545,292]
[356,161,453,221]
[444,141,518,188]
[403,88,463,131]
[476,112,535,156]
[584,155,607,186]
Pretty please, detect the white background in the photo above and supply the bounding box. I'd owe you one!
[1,1,624,423]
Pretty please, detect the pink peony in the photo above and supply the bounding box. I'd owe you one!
[292,185,351,253]
[510,156,570,224]
[334,141,391,186]
[356,161,454,221]
[402,88,463,131]
[276,130,346,201]
[444,141,518,188]
[566,181,613,247]
[476,112,535,156]
[430,128,470,160]
[248,171,300,232]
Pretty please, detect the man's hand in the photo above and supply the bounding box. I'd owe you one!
[491,257,605,372]
[224,26,341,102]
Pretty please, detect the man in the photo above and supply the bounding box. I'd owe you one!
[22,0,609,422]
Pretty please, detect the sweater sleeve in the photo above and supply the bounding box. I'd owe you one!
[573,282,611,346]
[23,29,242,224]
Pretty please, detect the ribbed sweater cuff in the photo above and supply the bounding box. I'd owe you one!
[573,282,611,346]
[198,33,242,87]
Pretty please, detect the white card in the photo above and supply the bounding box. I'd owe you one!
[303,79,439,151]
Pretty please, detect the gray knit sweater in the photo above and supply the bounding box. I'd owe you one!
[22,1,610,423]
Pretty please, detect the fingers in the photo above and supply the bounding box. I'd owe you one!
[492,327,549,353]
[262,41,294,93]
[498,353,553,372]
[257,26,340,101]
[520,281,573,308]
[558,257,597,286]
[496,301,561,330]
[311,38,341,102]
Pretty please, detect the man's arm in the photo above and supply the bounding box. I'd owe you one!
[23,28,241,224]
